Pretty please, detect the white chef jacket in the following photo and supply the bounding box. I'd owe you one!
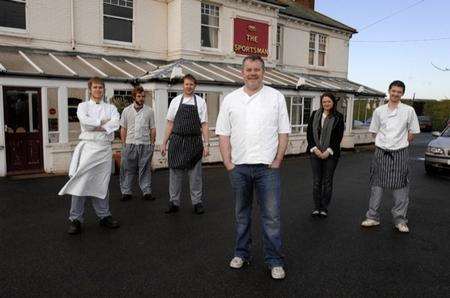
[215,86,291,165]
[77,99,120,142]
[369,102,420,150]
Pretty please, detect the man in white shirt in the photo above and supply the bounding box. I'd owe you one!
[161,74,210,215]
[361,80,420,233]
[119,85,156,201]
[59,77,120,235]
[216,55,291,280]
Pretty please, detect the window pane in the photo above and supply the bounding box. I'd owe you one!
[318,52,325,66]
[201,26,218,48]
[201,14,219,27]
[309,50,314,65]
[168,91,179,106]
[47,88,58,133]
[104,3,133,19]
[104,16,132,42]
[0,0,26,29]
[68,88,85,142]
[292,104,301,126]
[303,98,311,125]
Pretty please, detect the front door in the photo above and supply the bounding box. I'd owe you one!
[3,87,43,174]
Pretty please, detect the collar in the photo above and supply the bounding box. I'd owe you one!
[89,98,103,105]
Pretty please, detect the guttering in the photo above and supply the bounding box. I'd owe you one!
[251,0,287,10]
[70,0,75,49]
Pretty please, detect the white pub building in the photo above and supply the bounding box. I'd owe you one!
[0,0,384,176]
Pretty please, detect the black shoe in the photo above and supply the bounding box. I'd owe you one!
[99,216,120,229]
[165,202,179,214]
[311,210,320,217]
[194,203,205,215]
[121,194,133,201]
[142,193,156,201]
[68,220,82,235]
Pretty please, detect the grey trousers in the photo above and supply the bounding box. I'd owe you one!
[69,195,111,222]
[120,144,154,195]
[366,185,410,225]
[169,159,203,206]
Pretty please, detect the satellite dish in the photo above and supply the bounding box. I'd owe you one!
[170,66,183,81]
[296,77,306,89]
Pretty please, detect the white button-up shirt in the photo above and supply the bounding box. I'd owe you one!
[369,102,420,150]
[120,104,155,144]
[166,94,207,123]
[77,99,120,142]
[215,86,291,165]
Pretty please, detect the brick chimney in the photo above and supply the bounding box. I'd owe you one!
[295,0,315,10]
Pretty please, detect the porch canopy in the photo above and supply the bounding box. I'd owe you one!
[0,46,384,97]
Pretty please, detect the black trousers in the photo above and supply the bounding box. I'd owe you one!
[310,155,339,212]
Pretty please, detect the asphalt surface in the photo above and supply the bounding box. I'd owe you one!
[0,133,449,297]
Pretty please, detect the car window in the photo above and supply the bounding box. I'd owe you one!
[441,126,450,137]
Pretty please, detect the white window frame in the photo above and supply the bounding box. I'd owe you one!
[309,32,327,67]
[201,2,220,49]
[286,96,312,134]
[276,24,283,63]
[0,0,27,33]
[103,0,134,45]
[318,34,327,67]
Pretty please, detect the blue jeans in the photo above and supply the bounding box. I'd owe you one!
[229,164,284,268]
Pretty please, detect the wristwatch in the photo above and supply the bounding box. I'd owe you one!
[204,143,210,147]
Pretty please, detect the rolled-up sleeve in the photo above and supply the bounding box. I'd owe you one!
[408,108,420,134]
[277,93,291,134]
[369,109,380,133]
[215,98,231,136]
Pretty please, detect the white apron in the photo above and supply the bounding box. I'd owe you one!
[58,140,112,199]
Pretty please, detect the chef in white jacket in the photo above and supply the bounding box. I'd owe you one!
[59,77,120,234]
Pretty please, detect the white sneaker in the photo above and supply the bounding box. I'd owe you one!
[229,257,244,269]
[395,223,410,233]
[271,266,286,280]
[361,218,380,227]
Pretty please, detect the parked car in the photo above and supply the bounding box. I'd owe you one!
[425,125,450,174]
[418,115,433,132]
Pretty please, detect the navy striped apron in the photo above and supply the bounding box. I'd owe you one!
[168,95,203,170]
[370,146,409,189]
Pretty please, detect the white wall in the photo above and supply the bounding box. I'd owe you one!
[0,0,168,60]
[280,18,351,78]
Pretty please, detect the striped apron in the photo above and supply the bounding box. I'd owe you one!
[168,95,203,170]
[370,146,409,189]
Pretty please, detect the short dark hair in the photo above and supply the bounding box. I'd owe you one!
[182,74,197,85]
[320,92,338,115]
[242,54,265,70]
[132,85,144,98]
[388,80,406,93]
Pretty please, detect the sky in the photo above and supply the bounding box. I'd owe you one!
[316,0,450,99]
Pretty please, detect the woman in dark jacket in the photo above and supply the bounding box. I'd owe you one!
[306,92,345,218]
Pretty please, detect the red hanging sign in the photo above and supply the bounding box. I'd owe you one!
[233,18,269,57]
